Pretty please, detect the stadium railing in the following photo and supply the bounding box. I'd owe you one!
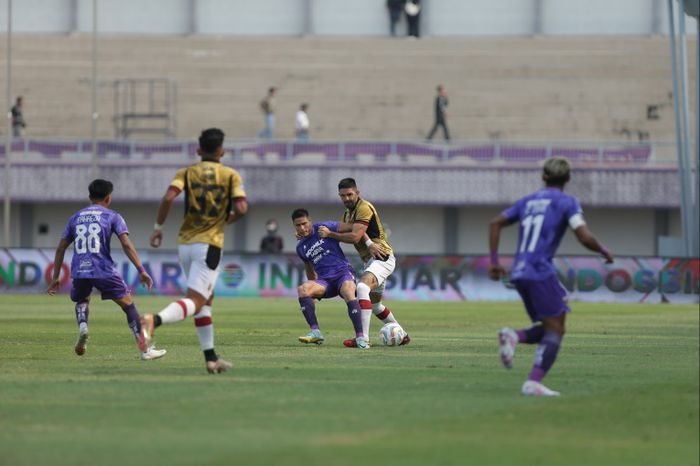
[0,138,683,169]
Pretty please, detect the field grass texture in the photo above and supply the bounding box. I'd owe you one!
[0,295,698,466]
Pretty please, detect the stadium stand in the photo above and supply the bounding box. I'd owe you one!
[3,35,691,143]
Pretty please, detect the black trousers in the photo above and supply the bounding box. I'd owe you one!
[407,14,420,37]
[427,119,450,141]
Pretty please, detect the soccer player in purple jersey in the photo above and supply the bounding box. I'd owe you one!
[292,209,366,348]
[488,157,614,397]
[47,179,166,360]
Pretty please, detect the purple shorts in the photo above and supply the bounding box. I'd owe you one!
[314,271,356,299]
[512,275,570,322]
[70,275,130,302]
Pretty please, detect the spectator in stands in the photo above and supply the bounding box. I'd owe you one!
[11,96,26,138]
[295,103,310,141]
[405,0,421,38]
[426,85,450,141]
[258,87,276,139]
[386,0,405,37]
[260,219,284,254]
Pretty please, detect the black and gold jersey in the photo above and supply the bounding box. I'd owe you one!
[169,161,246,248]
[342,198,393,262]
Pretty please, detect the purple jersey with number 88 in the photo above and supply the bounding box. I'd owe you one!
[61,204,129,279]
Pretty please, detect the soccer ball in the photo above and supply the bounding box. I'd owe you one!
[379,322,406,346]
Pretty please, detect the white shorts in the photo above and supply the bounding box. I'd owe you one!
[178,243,222,299]
[360,255,396,295]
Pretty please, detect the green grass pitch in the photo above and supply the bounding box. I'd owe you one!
[0,294,698,466]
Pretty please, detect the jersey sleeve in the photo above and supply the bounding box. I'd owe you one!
[320,221,340,232]
[60,219,74,242]
[230,170,246,199]
[353,203,373,226]
[502,200,521,223]
[566,197,586,230]
[296,244,309,262]
[113,213,129,236]
[169,167,187,191]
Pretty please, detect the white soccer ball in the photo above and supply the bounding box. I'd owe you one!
[379,322,406,346]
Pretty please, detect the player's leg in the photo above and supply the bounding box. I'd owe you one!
[339,280,364,347]
[519,277,569,397]
[69,279,92,356]
[112,293,167,360]
[141,244,209,342]
[356,272,378,346]
[297,280,327,344]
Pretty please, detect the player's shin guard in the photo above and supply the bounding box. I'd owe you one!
[299,297,319,330]
[121,303,142,342]
[356,282,372,340]
[372,302,397,324]
[528,331,563,382]
[75,301,89,332]
[194,305,215,354]
[158,298,196,324]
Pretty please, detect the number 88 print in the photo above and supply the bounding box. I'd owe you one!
[75,223,102,254]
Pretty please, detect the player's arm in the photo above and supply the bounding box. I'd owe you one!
[319,222,367,244]
[150,186,181,248]
[573,224,613,264]
[118,233,153,291]
[226,197,248,224]
[488,214,512,281]
[47,238,71,295]
[304,261,317,281]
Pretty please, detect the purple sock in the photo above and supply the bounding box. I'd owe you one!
[75,302,89,326]
[516,325,545,344]
[122,303,142,342]
[346,300,364,338]
[528,331,563,382]
[299,297,319,330]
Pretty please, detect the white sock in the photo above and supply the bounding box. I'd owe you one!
[79,322,88,334]
[158,298,196,324]
[357,282,372,340]
[194,305,214,351]
[372,302,398,324]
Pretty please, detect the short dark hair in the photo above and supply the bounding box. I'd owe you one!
[199,128,225,156]
[89,179,113,200]
[291,208,309,220]
[338,178,357,190]
[543,157,571,186]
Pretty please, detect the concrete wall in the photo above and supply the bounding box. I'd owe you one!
[13,200,679,257]
[0,0,697,35]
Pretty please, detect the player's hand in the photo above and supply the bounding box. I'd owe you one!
[139,272,153,292]
[225,211,236,224]
[46,278,61,296]
[488,264,507,281]
[603,250,614,264]
[368,242,389,260]
[318,226,330,238]
[150,230,163,248]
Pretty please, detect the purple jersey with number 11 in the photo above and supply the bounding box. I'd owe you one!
[503,187,584,281]
[61,205,129,279]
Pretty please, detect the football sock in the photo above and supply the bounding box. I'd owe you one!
[194,305,215,352]
[75,301,89,332]
[346,300,364,338]
[356,282,373,340]
[158,298,196,324]
[528,331,563,382]
[516,325,545,344]
[121,303,142,342]
[299,297,319,330]
[372,302,397,324]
